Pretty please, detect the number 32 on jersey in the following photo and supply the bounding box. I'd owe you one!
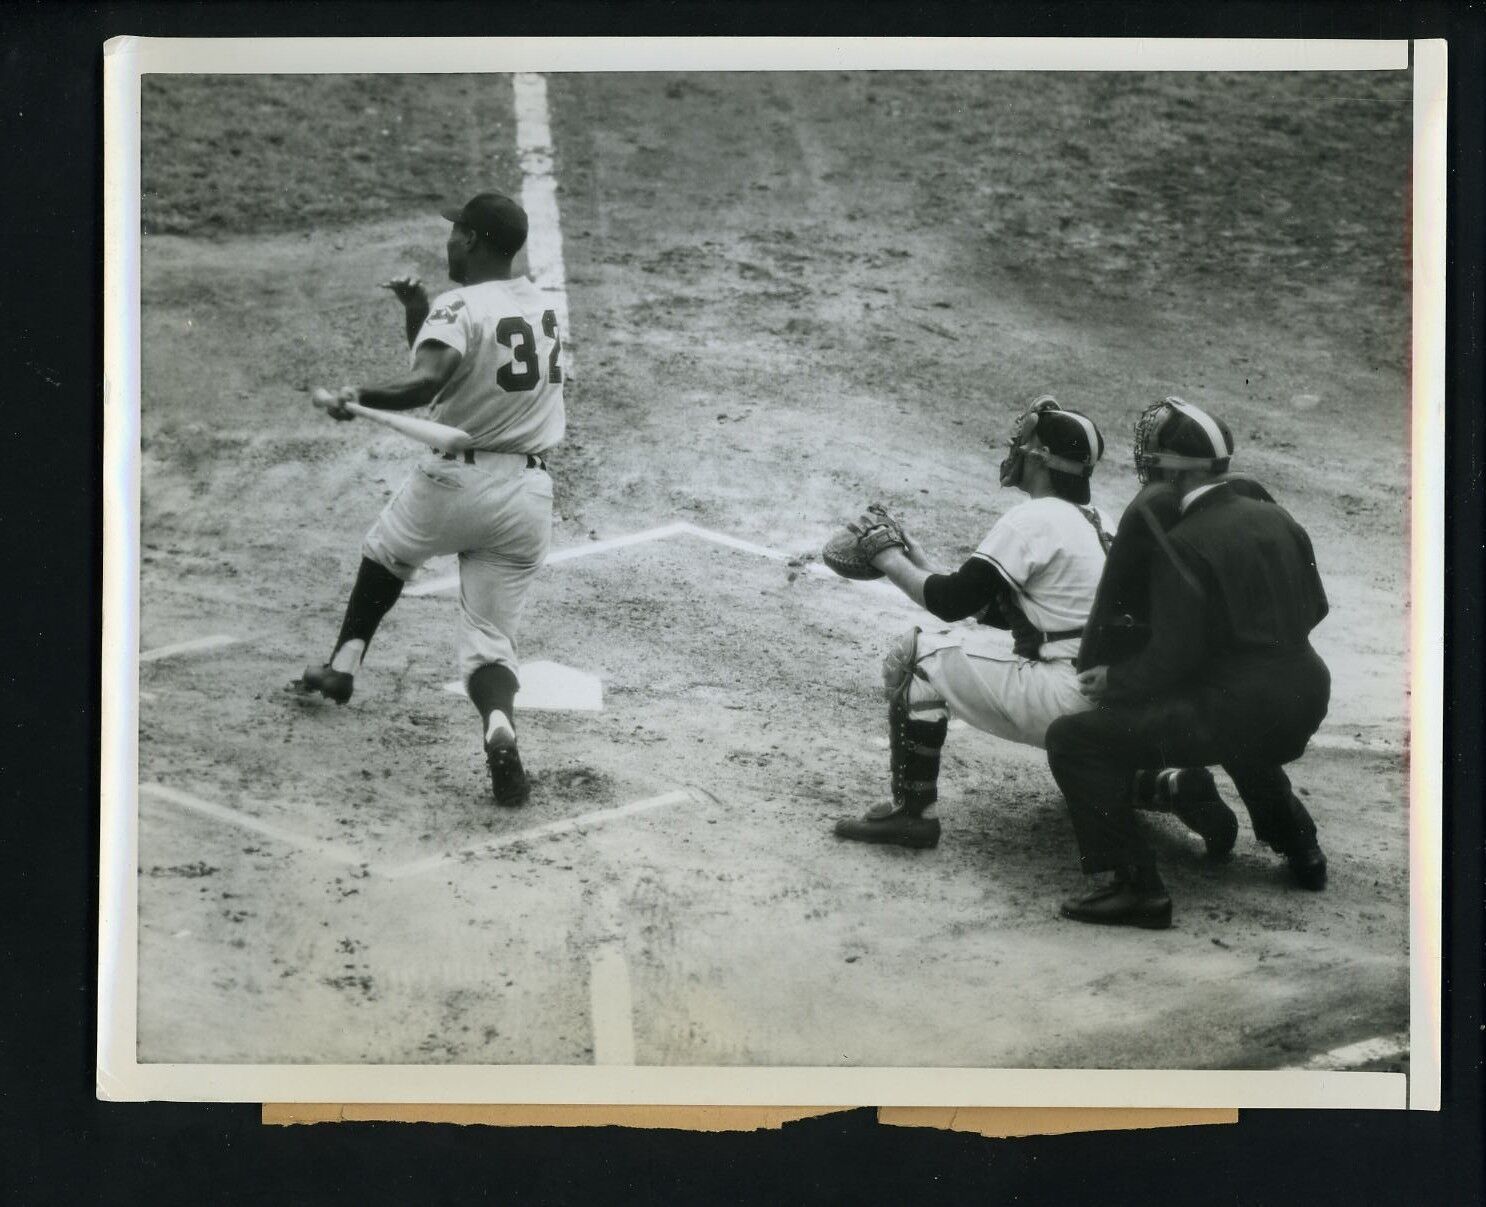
[495,309,563,392]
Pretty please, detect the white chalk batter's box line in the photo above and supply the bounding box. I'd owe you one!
[140,781,695,882]
[139,633,246,662]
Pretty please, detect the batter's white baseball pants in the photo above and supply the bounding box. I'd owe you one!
[362,454,552,686]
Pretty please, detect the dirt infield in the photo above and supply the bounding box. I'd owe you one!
[136,71,1410,1069]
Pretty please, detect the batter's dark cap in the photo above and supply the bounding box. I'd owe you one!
[441,192,528,255]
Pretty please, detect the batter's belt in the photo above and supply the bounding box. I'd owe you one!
[439,449,547,471]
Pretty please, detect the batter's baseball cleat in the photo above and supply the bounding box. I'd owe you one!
[295,664,354,705]
[485,729,531,809]
[1059,878,1173,930]
[833,806,940,849]
[1285,840,1328,891]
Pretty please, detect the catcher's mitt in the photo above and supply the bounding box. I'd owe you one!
[822,504,909,580]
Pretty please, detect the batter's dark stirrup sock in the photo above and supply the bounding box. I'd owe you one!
[330,557,405,665]
[468,662,520,736]
[890,704,949,817]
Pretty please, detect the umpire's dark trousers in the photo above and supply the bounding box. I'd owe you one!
[1045,647,1331,874]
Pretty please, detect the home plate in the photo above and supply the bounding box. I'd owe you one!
[442,660,604,711]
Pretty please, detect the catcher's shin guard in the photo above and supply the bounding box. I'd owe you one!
[881,627,948,816]
[889,697,948,817]
[833,698,946,849]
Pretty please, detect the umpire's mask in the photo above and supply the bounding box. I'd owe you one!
[1132,396,1235,485]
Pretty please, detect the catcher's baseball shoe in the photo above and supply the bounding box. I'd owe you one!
[295,664,354,705]
[834,806,940,850]
[485,728,531,809]
[1166,770,1239,860]
[1059,876,1173,930]
[1284,840,1328,891]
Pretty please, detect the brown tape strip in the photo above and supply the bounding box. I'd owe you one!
[878,1106,1239,1138]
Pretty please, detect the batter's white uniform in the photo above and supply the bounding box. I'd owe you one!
[361,278,565,685]
[905,497,1113,747]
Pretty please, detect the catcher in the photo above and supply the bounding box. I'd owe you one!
[826,396,1117,849]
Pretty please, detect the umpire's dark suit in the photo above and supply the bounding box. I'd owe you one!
[1045,483,1330,873]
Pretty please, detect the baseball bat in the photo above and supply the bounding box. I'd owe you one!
[310,389,472,454]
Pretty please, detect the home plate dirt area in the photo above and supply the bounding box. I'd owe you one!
[136,69,1410,1070]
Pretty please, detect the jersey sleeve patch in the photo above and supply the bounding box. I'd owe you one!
[425,299,466,326]
[414,295,470,357]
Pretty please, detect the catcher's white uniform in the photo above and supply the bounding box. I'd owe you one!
[362,278,564,684]
[903,496,1114,747]
[836,396,1111,849]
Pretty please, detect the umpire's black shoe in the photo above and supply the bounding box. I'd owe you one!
[1170,773,1239,860]
[485,729,531,809]
[834,807,940,850]
[1285,840,1328,891]
[296,664,353,705]
[1060,877,1173,930]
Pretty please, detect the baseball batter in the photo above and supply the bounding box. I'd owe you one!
[295,191,563,808]
[833,397,1116,849]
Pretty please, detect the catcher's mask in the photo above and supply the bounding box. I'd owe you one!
[1132,396,1234,485]
[998,395,1104,489]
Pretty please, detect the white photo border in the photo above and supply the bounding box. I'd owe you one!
[99,35,1438,1110]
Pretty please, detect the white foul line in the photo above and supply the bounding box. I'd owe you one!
[139,783,369,869]
[677,522,792,562]
[380,789,693,880]
[678,522,908,602]
[588,946,637,1066]
[549,522,690,565]
[1300,1032,1409,1071]
[403,519,910,607]
[514,72,573,380]
[140,634,242,662]
[143,780,692,880]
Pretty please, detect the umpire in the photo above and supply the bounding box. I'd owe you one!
[1045,397,1331,930]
